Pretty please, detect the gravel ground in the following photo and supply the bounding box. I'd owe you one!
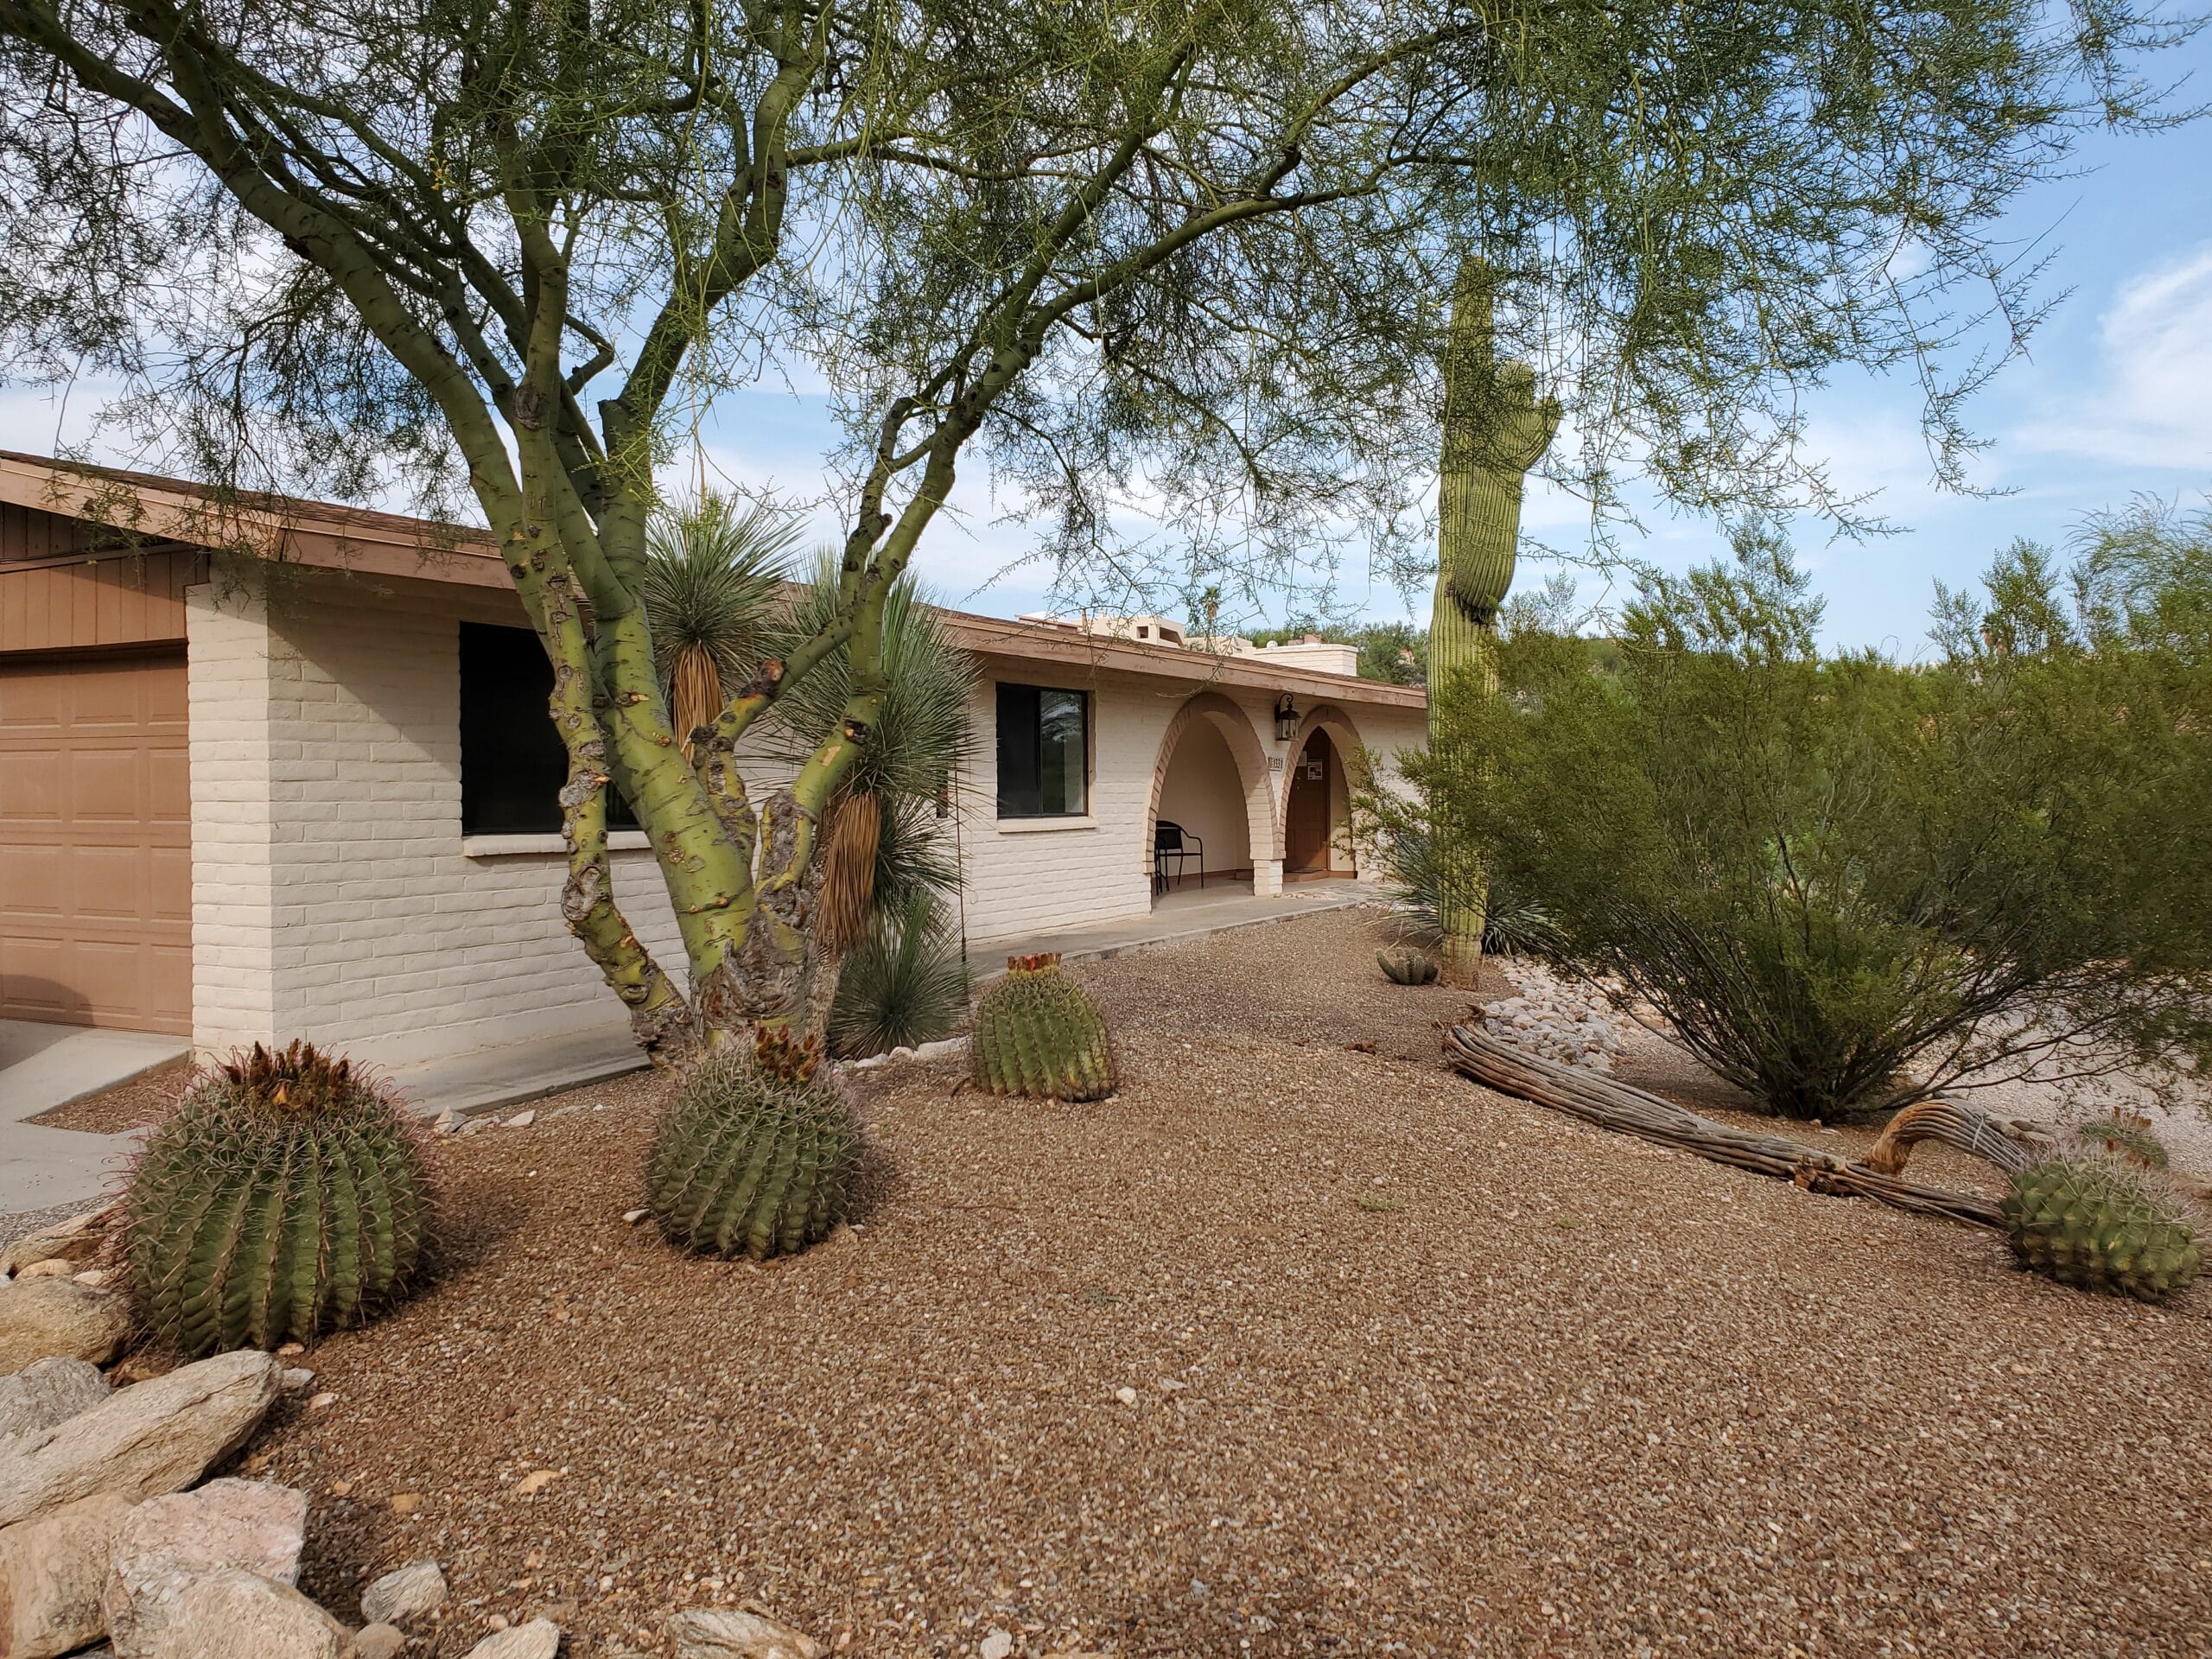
[201,909,2212,1658]
[25,1056,194,1135]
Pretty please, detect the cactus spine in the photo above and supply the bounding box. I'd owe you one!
[647,1027,860,1259]
[126,1041,435,1357]
[971,954,1116,1101]
[1430,254,1560,969]
[2001,1154,2201,1302]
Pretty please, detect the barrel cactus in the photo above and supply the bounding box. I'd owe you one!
[2001,1154,2201,1302]
[647,1027,860,1259]
[2073,1111,2169,1170]
[1378,947,1442,986]
[125,1040,435,1357]
[971,953,1116,1101]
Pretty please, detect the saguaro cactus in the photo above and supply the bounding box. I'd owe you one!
[1429,255,1559,967]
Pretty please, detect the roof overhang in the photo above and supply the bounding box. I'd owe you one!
[0,450,1424,710]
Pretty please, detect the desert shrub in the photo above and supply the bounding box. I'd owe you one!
[828,891,971,1058]
[1414,514,2212,1121]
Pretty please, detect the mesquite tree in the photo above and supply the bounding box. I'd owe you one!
[0,0,2183,1059]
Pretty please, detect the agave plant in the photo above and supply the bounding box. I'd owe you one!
[639,493,804,754]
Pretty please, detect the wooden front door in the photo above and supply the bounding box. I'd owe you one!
[1284,734,1332,873]
[0,650,193,1033]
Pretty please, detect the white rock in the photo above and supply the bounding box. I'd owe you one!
[465,1618,563,1658]
[360,1557,447,1624]
[0,1491,134,1659]
[670,1608,825,1659]
[280,1368,317,1394]
[13,1260,79,1281]
[912,1038,968,1061]
[70,1270,112,1290]
[105,1476,309,1656]
[0,1279,131,1375]
[161,1567,348,1659]
[621,1209,650,1225]
[0,1351,280,1528]
[980,1631,1014,1659]
[0,1357,109,1440]
[505,1109,537,1129]
[432,1109,464,1135]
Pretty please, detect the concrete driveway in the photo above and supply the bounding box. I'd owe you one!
[0,1019,185,1215]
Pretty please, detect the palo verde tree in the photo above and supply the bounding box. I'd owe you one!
[0,0,2185,1061]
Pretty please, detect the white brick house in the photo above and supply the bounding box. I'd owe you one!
[0,453,1426,1069]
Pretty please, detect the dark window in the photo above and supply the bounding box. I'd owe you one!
[995,683,1090,817]
[459,623,637,836]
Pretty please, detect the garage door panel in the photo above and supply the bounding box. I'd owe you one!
[0,651,190,1034]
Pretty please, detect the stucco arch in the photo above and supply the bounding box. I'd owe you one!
[1274,702,1366,868]
[1143,690,1281,892]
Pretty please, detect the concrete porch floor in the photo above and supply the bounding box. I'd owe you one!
[969,876,1377,976]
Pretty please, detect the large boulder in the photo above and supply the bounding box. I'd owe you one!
[464,1620,563,1658]
[0,1491,133,1659]
[104,1478,308,1658]
[0,1360,108,1443]
[359,1559,445,1626]
[160,1568,347,1659]
[0,1281,129,1376]
[0,1352,279,1529]
[671,1609,826,1659]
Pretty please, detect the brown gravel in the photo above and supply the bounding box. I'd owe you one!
[27,1056,193,1135]
[207,908,2212,1656]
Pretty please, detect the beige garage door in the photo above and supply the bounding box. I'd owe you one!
[0,651,191,1033]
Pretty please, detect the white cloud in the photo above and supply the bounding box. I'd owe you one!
[2012,244,2212,473]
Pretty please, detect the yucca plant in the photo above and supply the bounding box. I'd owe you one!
[829,890,971,1058]
[640,493,804,755]
[770,550,974,948]
[125,1041,435,1357]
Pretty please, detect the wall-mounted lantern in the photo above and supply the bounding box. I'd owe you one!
[1274,692,1299,743]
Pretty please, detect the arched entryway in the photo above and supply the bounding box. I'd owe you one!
[1277,704,1363,880]
[1144,691,1280,902]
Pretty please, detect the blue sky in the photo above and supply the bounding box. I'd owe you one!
[8,29,2209,654]
[677,30,2212,655]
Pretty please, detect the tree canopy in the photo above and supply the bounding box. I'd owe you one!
[0,0,2190,1052]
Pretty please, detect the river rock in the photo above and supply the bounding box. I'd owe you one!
[0,1491,133,1659]
[671,1607,826,1659]
[160,1567,348,1659]
[0,1358,108,1442]
[0,1281,130,1376]
[347,1622,408,1659]
[359,1558,446,1624]
[104,1477,308,1656]
[464,1619,563,1658]
[0,1351,280,1528]
[0,1211,112,1279]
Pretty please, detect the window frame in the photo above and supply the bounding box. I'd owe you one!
[994,680,1093,821]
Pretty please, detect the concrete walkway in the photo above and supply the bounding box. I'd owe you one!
[970,879,1379,976]
[383,1023,648,1119]
[0,1020,186,1214]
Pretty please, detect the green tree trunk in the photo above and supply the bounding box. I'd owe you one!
[1428,256,1558,975]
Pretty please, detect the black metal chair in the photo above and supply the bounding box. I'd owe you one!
[1154,819,1205,893]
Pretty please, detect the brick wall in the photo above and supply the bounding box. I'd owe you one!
[186,567,1428,1061]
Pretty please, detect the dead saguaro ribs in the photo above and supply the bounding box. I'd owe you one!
[1440,1023,2036,1230]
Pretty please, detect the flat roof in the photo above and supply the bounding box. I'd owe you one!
[0,450,1423,709]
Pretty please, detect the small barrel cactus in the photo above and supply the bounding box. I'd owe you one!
[647,1027,861,1259]
[126,1040,435,1357]
[2074,1111,2169,1170]
[971,953,1116,1101]
[1378,947,1441,986]
[2001,1154,2201,1302]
